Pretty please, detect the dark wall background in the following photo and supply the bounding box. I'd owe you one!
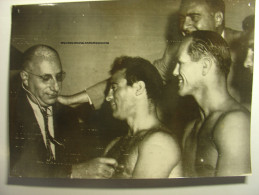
[10,0,255,94]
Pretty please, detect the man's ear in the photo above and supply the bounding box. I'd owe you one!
[214,11,223,28]
[202,57,213,76]
[133,81,146,96]
[20,71,29,87]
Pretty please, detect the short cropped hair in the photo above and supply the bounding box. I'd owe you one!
[22,45,61,70]
[110,56,163,104]
[187,30,231,77]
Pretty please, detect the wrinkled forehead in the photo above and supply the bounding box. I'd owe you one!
[29,56,62,74]
[180,0,212,15]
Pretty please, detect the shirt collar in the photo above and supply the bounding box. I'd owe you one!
[221,30,225,39]
[27,95,53,114]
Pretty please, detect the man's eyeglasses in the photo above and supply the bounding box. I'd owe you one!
[25,71,66,83]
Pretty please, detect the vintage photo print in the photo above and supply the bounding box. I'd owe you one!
[9,0,255,179]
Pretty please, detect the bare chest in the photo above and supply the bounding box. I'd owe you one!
[183,116,220,177]
[105,135,141,178]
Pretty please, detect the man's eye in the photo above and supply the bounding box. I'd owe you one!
[41,75,52,82]
[191,15,200,22]
[249,45,254,52]
[111,85,117,91]
[56,73,65,82]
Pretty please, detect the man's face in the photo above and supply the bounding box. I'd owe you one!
[106,69,136,120]
[173,38,203,96]
[243,32,254,74]
[26,59,63,107]
[179,0,217,36]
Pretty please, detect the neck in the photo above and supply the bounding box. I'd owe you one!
[216,26,224,37]
[193,79,231,117]
[22,84,50,108]
[126,100,159,135]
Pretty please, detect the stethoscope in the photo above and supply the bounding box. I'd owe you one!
[22,83,53,117]
[22,83,65,147]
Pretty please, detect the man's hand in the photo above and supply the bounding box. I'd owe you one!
[57,91,90,107]
[71,157,118,179]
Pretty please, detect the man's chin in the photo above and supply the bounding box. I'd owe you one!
[41,98,57,107]
[112,112,125,120]
[178,89,186,97]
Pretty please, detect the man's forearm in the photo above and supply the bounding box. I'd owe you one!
[85,79,108,109]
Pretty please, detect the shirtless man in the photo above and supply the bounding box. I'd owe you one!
[173,31,251,177]
[103,56,182,178]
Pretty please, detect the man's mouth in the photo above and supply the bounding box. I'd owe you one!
[110,102,117,110]
[182,28,196,37]
[178,76,184,89]
[47,93,58,98]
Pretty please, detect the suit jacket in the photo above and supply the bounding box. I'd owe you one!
[9,88,87,178]
[224,27,243,46]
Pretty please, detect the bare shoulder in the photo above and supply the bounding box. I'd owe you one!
[139,129,180,155]
[212,107,251,176]
[133,128,182,178]
[213,108,250,146]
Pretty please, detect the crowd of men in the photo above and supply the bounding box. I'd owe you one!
[9,0,254,178]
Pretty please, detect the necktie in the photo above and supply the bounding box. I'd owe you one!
[42,108,55,163]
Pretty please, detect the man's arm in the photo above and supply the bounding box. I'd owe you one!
[153,41,181,83]
[213,111,251,176]
[58,79,108,110]
[132,131,181,178]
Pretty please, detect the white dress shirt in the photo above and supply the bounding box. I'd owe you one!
[27,96,56,159]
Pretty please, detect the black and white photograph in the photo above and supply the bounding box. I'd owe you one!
[8,0,254,181]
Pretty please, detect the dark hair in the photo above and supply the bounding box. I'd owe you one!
[242,15,255,32]
[110,56,163,104]
[187,30,231,77]
[22,45,61,70]
[205,0,225,15]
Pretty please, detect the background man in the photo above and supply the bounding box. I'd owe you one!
[9,45,117,178]
[232,15,254,110]
[173,31,251,176]
[103,56,182,178]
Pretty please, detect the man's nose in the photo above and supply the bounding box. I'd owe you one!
[173,63,180,76]
[49,77,60,92]
[244,48,254,69]
[106,89,113,102]
[182,16,193,33]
